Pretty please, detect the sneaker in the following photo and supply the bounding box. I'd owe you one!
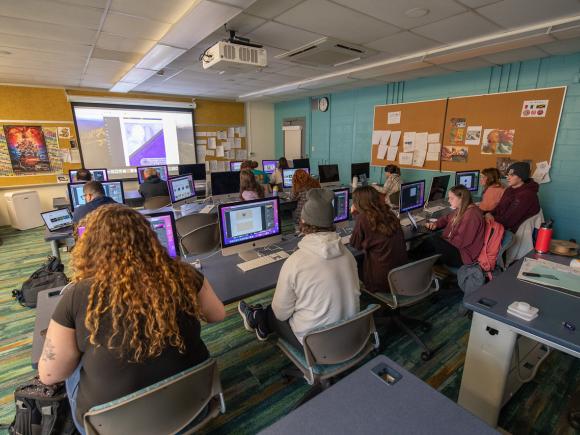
[255,323,272,342]
[238,301,262,332]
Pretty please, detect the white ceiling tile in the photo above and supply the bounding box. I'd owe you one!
[244,0,305,19]
[539,37,580,55]
[482,46,549,64]
[0,47,86,68]
[455,0,499,7]
[365,31,440,55]
[0,33,92,57]
[477,0,580,28]
[102,12,172,40]
[332,0,466,29]
[54,0,108,8]
[110,0,192,24]
[275,0,400,44]
[79,80,113,88]
[439,57,496,71]
[227,13,267,35]
[413,11,501,43]
[0,16,97,44]
[208,0,257,8]
[96,33,156,55]
[277,65,323,78]
[0,0,104,29]
[246,22,322,50]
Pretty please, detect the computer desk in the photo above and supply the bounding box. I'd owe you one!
[458,252,580,427]
[261,354,498,435]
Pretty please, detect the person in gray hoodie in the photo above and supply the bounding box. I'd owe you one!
[238,188,360,348]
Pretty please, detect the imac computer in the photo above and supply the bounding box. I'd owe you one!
[318,164,341,188]
[455,170,480,192]
[67,181,125,211]
[144,212,180,258]
[230,161,243,172]
[178,163,206,180]
[218,197,282,261]
[262,160,277,174]
[41,208,74,232]
[69,168,109,183]
[333,188,350,229]
[168,174,196,205]
[425,174,451,212]
[282,167,310,189]
[210,171,241,202]
[351,163,370,182]
[137,165,169,184]
[292,158,310,169]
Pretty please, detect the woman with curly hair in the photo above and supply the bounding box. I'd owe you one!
[291,169,320,229]
[350,186,408,293]
[239,169,265,200]
[38,204,225,433]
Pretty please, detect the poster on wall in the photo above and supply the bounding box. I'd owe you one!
[449,118,466,144]
[482,128,515,155]
[4,125,51,174]
[521,100,548,118]
[43,127,63,173]
[0,129,13,176]
[441,145,469,162]
[497,157,532,177]
[465,126,482,145]
[57,127,71,139]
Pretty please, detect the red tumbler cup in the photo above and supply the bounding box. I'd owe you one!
[535,221,553,254]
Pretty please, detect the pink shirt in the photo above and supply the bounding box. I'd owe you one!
[241,190,260,201]
[479,185,505,212]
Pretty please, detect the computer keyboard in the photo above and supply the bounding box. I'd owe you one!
[341,235,351,245]
[199,205,215,214]
[237,251,290,272]
[400,215,425,227]
[424,205,446,213]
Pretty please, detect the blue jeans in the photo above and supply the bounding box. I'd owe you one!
[65,364,86,435]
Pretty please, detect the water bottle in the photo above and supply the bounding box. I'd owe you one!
[272,185,278,197]
[352,176,358,189]
[535,220,553,254]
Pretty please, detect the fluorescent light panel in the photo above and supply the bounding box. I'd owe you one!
[135,44,186,71]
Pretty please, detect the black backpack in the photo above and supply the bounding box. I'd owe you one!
[9,376,78,435]
[12,256,69,308]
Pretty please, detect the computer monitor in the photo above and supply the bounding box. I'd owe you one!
[210,171,241,201]
[218,197,282,261]
[282,168,310,189]
[400,180,426,213]
[144,212,180,258]
[67,181,125,211]
[427,175,451,203]
[333,188,350,228]
[292,158,310,169]
[319,164,340,186]
[137,165,169,184]
[455,170,480,192]
[77,225,86,237]
[168,175,196,204]
[351,163,370,180]
[68,168,108,183]
[41,208,73,232]
[178,163,206,181]
[230,161,243,172]
[262,160,277,174]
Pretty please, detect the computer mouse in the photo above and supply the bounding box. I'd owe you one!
[516,302,531,312]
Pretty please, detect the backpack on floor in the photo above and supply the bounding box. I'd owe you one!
[477,220,505,280]
[12,256,68,308]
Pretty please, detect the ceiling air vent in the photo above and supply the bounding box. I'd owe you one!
[276,37,377,68]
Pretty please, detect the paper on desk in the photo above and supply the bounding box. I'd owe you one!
[372,130,390,146]
[399,152,413,165]
[415,132,428,151]
[377,144,388,160]
[518,257,580,293]
[412,150,427,167]
[532,161,551,184]
[386,146,398,161]
[428,133,440,144]
[216,145,224,157]
[208,137,217,149]
[426,151,440,161]
[217,130,227,140]
[389,131,401,147]
[403,132,415,152]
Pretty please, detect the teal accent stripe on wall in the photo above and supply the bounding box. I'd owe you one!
[274,53,580,241]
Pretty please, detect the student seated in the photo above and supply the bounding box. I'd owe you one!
[241,160,270,185]
[238,189,360,347]
[72,181,117,224]
[350,186,408,293]
[76,169,92,182]
[290,169,321,229]
[374,164,401,205]
[269,157,289,188]
[485,162,540,233]
[38,205,225,434]
[478,168,505,212]
[415,185,485,268]
[139,167,169,199]
[239,169,265,201]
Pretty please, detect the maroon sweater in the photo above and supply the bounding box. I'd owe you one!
[491,181,540,233]
[436,205,485,265]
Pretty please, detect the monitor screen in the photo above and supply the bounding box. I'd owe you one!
[69,168,109,183]
[400,180,426,213]
[319,164,340,183]
[178,163,206,180]
[230,161,243,172]
[333,188,350,223]
[77,225,86,237]
[262,160,277,174]
[67,181,125,211]
[455,170,480,192]
[428,175,451,202]
[41,208,73,231]
[137,165,169,183]
[351,163,370,180]
[292,158,310,169]
[282,168,310,189]
[211,171,241,196]
[168,175,196,203]
[218,197,281,249]
[144,212,180,258]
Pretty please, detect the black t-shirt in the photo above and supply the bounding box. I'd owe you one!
[52,279,209,423]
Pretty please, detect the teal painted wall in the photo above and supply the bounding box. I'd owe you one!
[274,53,580,241]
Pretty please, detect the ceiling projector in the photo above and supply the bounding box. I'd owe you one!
[202,31,267,73]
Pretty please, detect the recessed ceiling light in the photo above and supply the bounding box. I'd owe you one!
[405,7,429,18]
[0,50,12,55]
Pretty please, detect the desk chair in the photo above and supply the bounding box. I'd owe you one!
[388,191,400,206]
[506,209,544,267]
[143,195,171,210]
[277,304,380,388]
[84,358,225,435]
[364,255,440,361]
[176,213,220,255]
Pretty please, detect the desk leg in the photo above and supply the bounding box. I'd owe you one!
[458,312,517,427]
[50,240,61,261]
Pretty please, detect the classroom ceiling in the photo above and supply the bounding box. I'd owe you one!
[0,0,579,101]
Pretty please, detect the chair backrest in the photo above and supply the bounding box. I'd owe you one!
[388,255,440,302]
[181,223,220,255]
[506,209,544,266]
[389,190,400,206]
[84,358,224,435]
[302,304,380,367]
[175,213,217,237]
[143,195,171,210]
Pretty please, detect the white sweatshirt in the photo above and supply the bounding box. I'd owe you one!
[271,232,360,343]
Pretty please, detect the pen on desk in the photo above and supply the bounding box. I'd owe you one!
[522,271,559,280]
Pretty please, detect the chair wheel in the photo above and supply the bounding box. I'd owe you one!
[421,351,432,361]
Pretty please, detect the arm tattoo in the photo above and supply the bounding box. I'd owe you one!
[41,337,57,362]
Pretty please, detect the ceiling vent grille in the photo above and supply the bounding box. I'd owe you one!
[276,37,376,67]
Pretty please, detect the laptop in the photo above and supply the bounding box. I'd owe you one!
[41,208,74,232]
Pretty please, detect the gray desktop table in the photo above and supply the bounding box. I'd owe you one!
[44,228,72,260]
[261,355,497,435]
[458,252,580,427]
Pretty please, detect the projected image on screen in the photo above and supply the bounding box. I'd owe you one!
[123,120,166,166]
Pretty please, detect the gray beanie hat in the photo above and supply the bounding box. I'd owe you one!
[301,188,335,227]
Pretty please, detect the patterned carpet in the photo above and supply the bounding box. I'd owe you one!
[0,225,579,435]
